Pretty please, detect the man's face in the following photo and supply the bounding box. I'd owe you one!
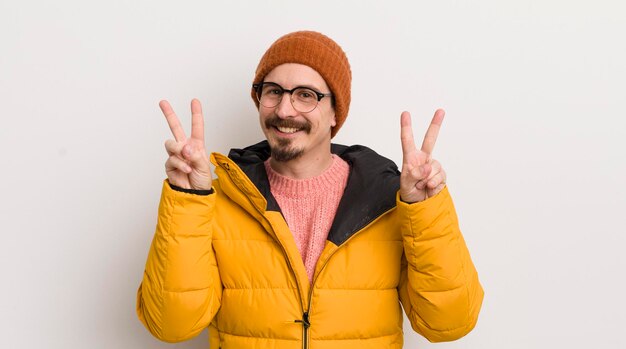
[258,63,336,162]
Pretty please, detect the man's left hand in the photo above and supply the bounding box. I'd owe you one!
[399,109,447,203]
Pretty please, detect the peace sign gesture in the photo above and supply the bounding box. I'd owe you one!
[160,99,212,190]
[399,109,447,203]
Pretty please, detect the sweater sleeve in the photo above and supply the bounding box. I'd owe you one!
[136,180,222,342]
[397,186,483,342]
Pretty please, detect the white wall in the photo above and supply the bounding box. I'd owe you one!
[1,1,625,348]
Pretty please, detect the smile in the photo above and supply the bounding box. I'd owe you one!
[276,126,301,134]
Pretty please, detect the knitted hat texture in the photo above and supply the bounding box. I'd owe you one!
[252,31,351,138]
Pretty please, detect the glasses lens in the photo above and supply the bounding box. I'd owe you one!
[291,88,318,113]
[258,83,282,108]
[255,83,321,113]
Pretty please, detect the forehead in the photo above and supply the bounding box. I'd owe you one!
[264,63,329,91]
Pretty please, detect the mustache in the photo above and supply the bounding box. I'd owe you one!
[264,116,312,133]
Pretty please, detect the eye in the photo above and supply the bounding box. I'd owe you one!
[262,85,282,96]
[296,89,316,101]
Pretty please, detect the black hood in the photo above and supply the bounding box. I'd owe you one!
[228,141,400,246]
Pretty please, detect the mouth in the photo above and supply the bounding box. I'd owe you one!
[275,126,302,134]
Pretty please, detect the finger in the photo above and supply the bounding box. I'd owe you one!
[429,183,446,196]
[190,99,205,142]
[407,163,432,191]
[165,155,192,174]
[417,166,446,189]
[418,163,432,181]
[160,100,187,142]
[425,160,442,179]
[426,171,446,189]
[416,161,440,189]
[164,139,185,156]
[182,143,210,170]
[421,109,445,155]
[400,111,417,159]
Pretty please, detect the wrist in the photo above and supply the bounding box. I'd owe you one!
[168,181,214,195]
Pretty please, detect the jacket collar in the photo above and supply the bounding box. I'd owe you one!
[227,140,400,246]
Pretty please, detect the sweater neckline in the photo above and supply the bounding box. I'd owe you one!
[264,155,349,197]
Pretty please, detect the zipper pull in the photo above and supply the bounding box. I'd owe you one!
[295,312,310,329]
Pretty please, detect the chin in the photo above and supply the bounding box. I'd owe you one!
[269,139,305,162]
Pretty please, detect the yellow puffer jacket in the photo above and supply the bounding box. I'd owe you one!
[137,142,483,349]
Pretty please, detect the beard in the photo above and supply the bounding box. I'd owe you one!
[264,116,312,162]
[271,138,304,162]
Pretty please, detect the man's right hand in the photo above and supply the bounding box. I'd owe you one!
[160,99,212,190]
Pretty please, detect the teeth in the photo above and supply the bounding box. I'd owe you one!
[277,127,298,134]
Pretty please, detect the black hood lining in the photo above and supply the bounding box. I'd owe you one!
[228,141,400,246]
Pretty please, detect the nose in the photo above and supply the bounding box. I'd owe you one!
[274,92,297,119]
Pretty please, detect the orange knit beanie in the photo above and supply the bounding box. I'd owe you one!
[252,31,352,138]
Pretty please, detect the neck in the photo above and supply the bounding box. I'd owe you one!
[269,145,334,180]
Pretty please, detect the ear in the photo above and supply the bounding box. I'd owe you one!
[330,110,337,127]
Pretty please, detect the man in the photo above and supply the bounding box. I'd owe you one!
[137,31,483,348]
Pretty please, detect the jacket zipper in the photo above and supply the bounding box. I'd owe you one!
[302,206,397,349]
[259,213,310,349]
[295,311,310,349]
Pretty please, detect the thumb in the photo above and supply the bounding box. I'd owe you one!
[182,144,193,159]
[182,144,210,169]
[419,163,432,180]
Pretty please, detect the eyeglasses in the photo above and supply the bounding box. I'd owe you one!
[253,82,332,113]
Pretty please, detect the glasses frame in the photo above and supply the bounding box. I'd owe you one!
[252,82,332,113]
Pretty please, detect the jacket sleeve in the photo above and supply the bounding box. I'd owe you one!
[136,180,222,342]
[397,186,483,342]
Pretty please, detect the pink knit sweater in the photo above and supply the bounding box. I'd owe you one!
[265,155,350,282]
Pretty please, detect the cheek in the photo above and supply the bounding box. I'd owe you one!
[259,109,271,127]
[317,105,336,128]
[327,110,337,128]
[259,116,271,135]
